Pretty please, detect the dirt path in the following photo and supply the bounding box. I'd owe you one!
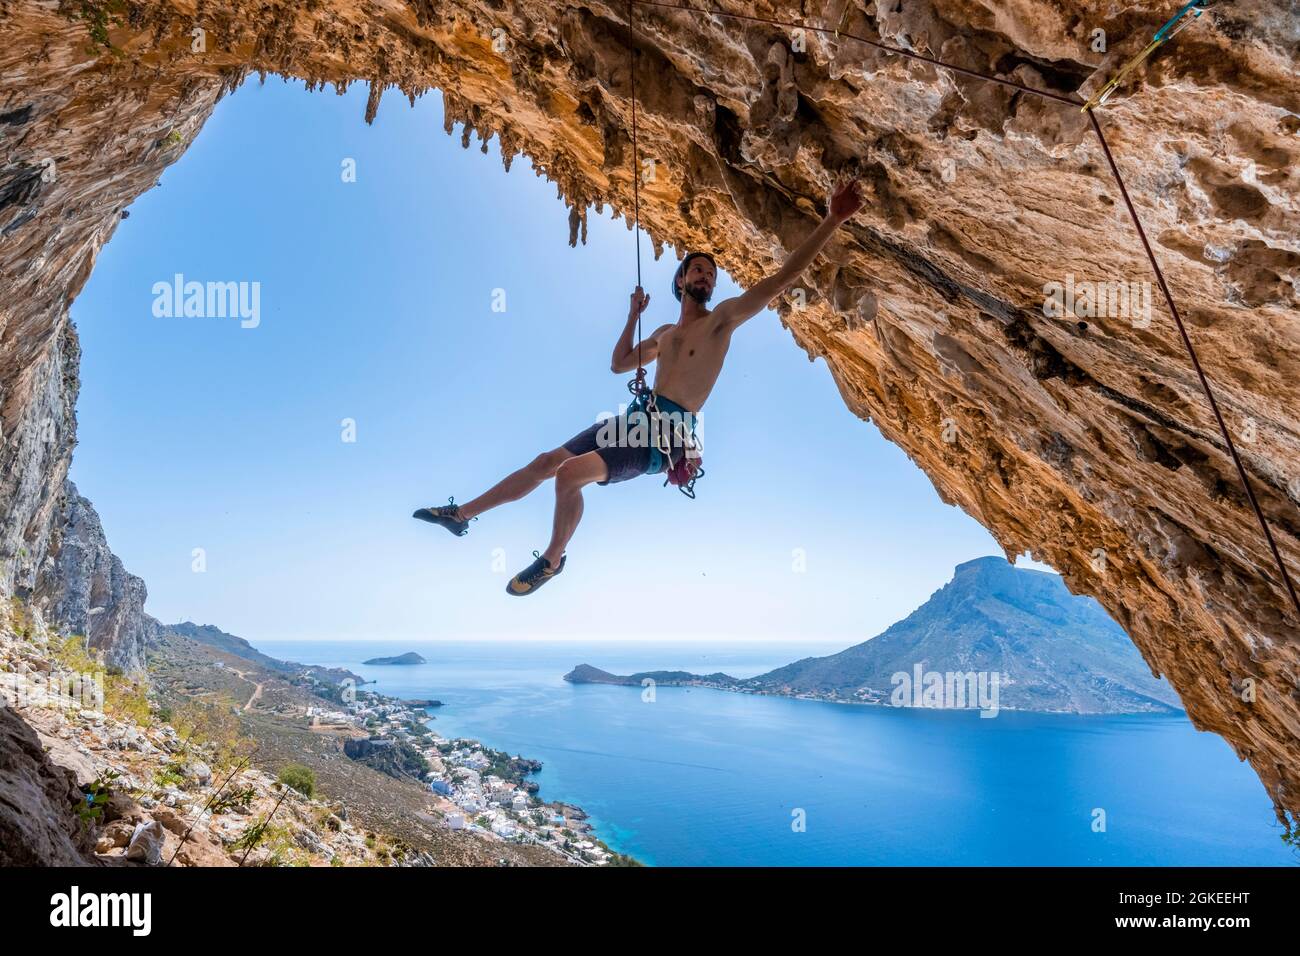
[227,666,264,711]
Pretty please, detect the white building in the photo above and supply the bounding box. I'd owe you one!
[491,820,517,839]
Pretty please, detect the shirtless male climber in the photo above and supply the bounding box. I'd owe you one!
[414,178,865,595]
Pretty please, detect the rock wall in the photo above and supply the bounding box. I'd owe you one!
[0,319,79,605]
[1,1,1297,823]
[33,480,161,674]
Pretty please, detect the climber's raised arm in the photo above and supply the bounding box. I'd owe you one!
[715,179,864,333]
[611,286,672,373]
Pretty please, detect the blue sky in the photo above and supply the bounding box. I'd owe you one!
[69,77,1044,644]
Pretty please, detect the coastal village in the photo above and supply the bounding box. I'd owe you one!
[302,686,624,865]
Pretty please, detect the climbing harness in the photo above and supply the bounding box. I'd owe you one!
[614,0,1299,619]
[629,387,706,498]
[1081,0,1208,112]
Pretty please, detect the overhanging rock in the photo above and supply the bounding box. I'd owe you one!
[0,1,1296,822]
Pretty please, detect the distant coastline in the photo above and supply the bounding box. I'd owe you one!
[563,557,1183,717]
[563,664,1176,715]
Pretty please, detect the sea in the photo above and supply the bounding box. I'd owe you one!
[258,638,1295,866]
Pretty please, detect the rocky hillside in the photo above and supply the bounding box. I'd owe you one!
[0,604,398,867]
[164,620,362,685]
[0,2,1296,824]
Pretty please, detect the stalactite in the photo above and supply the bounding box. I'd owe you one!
[498,126,517,172]
[567,204,580,247]
[442,92,461,135]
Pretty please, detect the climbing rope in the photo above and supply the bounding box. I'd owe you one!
[625,0,705,498]
[1089,109,1300,618]
[626,0,647,401]
[617,0,1299,618]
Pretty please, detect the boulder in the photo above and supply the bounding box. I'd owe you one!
[0,705,95,865]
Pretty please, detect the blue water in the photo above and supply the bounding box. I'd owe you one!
[260,639,1295,866]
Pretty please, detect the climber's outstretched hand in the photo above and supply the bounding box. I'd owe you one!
[828,178,865,224]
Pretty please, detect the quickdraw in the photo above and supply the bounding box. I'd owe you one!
[1080,0,1208,112]
[629,387,706,498]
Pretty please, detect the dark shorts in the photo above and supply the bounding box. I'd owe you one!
[562,397,699,486]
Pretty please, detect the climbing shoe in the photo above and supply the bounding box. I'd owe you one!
[412,497,471,536]
[506,551,566,596]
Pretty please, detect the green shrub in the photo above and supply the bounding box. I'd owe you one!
[50,634,150,724]
[277,763,316,798]
[153,761,186,789]
[77,769,121,828]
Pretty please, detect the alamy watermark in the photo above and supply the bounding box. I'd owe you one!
[1,670,105,712]
[593,403,702,459]
[891,664,1002,717]
[151,274,261,328]
[1042,273,1152,328]
[49,886,151,936]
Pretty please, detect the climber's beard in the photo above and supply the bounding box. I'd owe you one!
[684,279,713,304]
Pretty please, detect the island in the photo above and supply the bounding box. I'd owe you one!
[565,664,737,687]
[363,651,427,666]
[563,558,1183,715]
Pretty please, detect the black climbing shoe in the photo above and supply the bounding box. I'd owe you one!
[413,497,470,536]
[506,551,566,596]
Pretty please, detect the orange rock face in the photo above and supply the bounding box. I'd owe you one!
[1,2,1297,824]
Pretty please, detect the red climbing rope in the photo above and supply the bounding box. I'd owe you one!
[627,0,648,399]
[620,0,1300,620]
[1089,110,1300,619]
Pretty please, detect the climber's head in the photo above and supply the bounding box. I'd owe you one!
[673,252,717,305]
